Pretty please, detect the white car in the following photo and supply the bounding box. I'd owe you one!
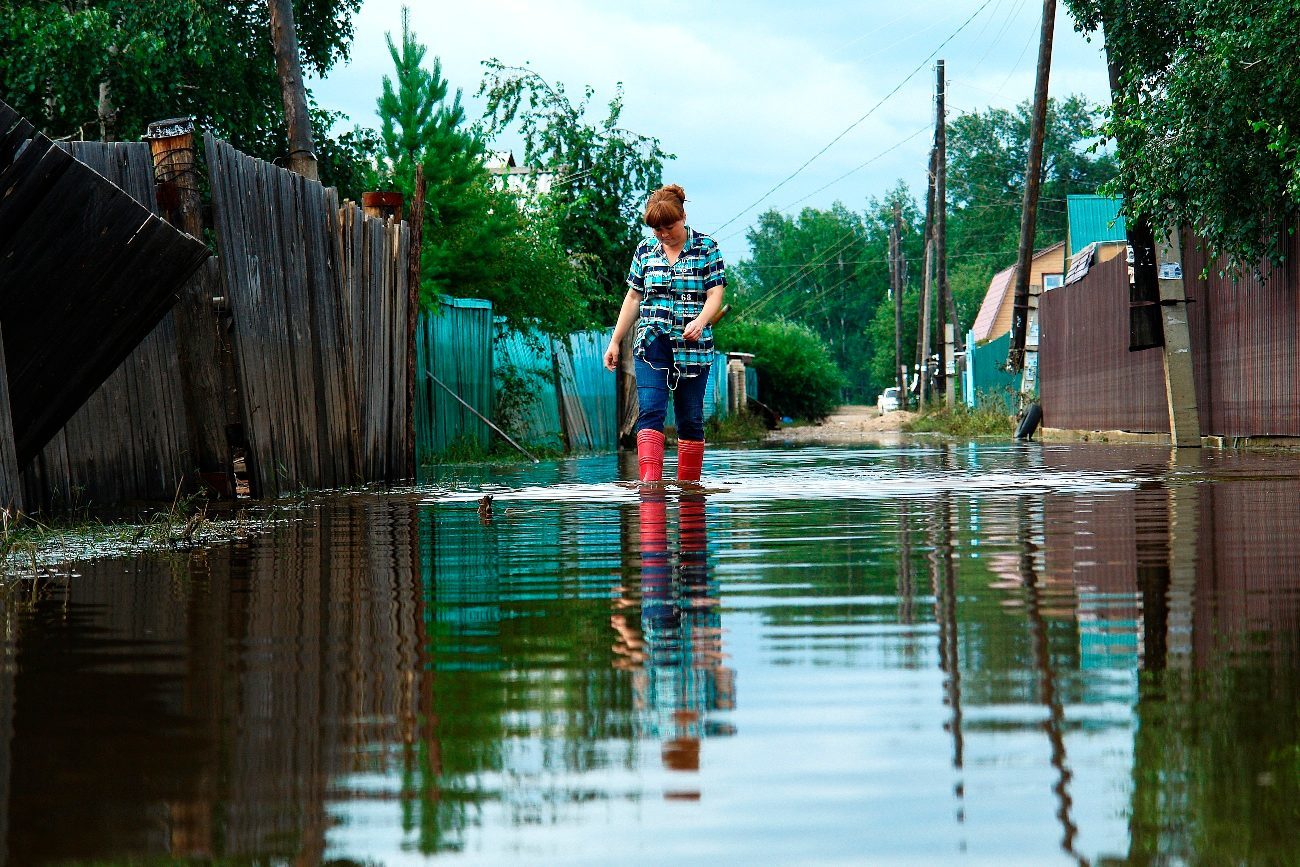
[877,387,900,413]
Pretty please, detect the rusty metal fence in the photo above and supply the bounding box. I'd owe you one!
[1040,227,1300,438]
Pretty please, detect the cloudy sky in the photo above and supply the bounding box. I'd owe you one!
[310,0,1113,254]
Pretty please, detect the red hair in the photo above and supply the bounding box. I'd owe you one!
[643,184,686,229]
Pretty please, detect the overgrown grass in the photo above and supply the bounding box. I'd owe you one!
[704,411,769,444]
[1,489,253,580]
[903,401,1015,437]
[422,433,564,467]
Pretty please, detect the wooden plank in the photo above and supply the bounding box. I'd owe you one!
[0,324,21,511]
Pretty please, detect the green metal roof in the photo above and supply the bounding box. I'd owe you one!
[1066,194,1127,256]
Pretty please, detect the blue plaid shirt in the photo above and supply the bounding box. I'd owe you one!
[626,227,728,378]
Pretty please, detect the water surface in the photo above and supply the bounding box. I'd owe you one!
[3,443,1298,865]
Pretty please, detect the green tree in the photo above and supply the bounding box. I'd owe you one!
[738,186,924,400]
[1065,0,1300,267]
[375,11,587,334]
[479,61,671,322]
[0,0,362,165]
[946,95,1116,268]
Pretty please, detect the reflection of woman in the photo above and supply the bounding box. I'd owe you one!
[604,185,727,482]
[610,492,736,797]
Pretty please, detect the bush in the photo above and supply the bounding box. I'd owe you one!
[714,317,844,421]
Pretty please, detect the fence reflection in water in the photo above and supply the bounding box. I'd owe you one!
[0,446,1298,863]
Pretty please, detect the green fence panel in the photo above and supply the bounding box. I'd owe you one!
[746,366,759,402]
[415,297,493,472]
[964,330,1018,412]
[563,330,617,452]
[494,329,564,451]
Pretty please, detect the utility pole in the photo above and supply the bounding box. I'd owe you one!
[892,201,905,407]
[267,0,318,180]
[1009,0,1056,373]
[918,145,936,406]
[935,59,951,406]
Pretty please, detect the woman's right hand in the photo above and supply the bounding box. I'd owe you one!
[603,342,619,371]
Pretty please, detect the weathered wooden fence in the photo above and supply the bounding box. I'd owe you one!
[207,135,410,496]
[1041,227,1300,438]
[0,100,210,510]
[20,142,210,510]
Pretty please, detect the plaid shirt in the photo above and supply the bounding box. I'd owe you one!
[626,227,728,378]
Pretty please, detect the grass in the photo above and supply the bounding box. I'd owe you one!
[422,433,565,467]
[0,487,271,581]
[903,401,1016,437]
[704,411,770,443]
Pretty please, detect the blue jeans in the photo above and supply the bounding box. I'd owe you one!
[634,335,710,441]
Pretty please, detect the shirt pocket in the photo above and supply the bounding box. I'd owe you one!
[643,267,671,295]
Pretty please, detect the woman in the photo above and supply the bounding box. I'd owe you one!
[604,184,727,482]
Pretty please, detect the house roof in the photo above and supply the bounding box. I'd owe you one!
[970,241,1066,343]
[972,263,1015,343]
[1067,194,1126,256]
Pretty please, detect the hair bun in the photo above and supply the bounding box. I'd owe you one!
[654,184,686,204]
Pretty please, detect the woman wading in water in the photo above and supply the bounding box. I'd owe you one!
[604,184,728,482]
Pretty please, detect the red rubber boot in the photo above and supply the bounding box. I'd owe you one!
[637,429,665,482]
[677,439,705,482]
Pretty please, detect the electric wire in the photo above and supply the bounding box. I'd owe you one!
[709,0,999,237]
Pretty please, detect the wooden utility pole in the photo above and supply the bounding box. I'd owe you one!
[267,0,318,180]
[1009,0,1056,372]
[406,165,426,476]
[892,201,905,407]
[935,60,950,406]
[918,145,937,406]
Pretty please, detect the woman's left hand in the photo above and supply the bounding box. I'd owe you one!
[682,317,706,342]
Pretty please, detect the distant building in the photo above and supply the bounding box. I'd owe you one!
[970,241,1065,344]
[485,150,560,197]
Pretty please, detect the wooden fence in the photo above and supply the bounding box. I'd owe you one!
[0,100,210,510]
[206,135,411,497]
[20,142,209,510]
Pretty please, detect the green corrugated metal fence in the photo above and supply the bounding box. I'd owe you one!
[415,297,493,472]
[963,330,1018,412]
[495,330,565,452]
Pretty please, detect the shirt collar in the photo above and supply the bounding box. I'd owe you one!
[653,225,696,259]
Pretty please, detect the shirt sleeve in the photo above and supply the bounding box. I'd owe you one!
[626,246,646,293]
[702,243,728,290]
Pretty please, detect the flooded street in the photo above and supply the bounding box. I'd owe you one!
[3,442,1299,865]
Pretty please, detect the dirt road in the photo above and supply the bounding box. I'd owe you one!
[766,404,918,444]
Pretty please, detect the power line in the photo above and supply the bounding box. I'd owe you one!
[709,0,999,237]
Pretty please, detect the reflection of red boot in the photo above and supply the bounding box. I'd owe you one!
[677,439,705,482]
[637,429,665,482]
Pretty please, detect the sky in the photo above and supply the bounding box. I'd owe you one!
[310,0,1114,256]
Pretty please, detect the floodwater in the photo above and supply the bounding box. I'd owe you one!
[2,442,1299,865]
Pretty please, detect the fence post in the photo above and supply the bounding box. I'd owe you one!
[405,171,424,479]
[1158,229,1201,447]
[145,117,237,497]
[0,325,21,511]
